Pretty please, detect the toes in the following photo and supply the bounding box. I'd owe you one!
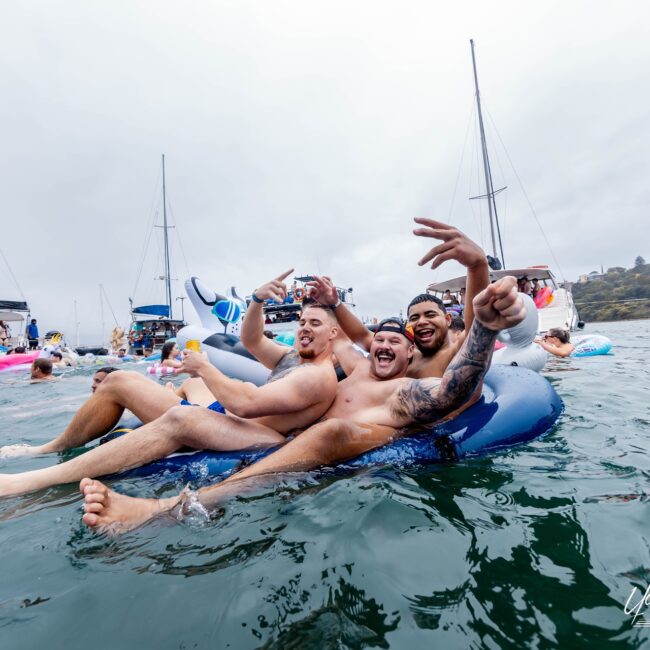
[84,491,106,505]
[81,478,108,497]
[79,478,93,492]
[82,513,100,527]
[84,502,104,514]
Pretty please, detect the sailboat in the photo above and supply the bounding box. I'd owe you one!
[128,155,186,354]
[427,40,582,332]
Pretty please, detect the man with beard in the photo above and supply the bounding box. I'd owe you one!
[77,275,524,534]
[307,218,489,379]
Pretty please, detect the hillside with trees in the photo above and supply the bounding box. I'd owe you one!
[572,257,650,322]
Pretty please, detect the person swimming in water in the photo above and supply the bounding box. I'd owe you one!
[534,328,574,358]
[160,342,183,369]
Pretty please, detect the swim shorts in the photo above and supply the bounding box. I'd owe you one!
[180,399,226,414]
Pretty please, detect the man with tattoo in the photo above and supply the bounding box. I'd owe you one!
[306,218,490,380]
[78,275,525,534]
[0,271,339,461]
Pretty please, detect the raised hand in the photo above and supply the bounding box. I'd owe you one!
[472,276,526,331]
[305,275,338,305]
[413,218,486,270]
[253,268,294,302]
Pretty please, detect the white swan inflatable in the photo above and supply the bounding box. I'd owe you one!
[178,277,269,386]
[492,294,548,372]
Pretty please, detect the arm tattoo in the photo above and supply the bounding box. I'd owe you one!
[395,319,497,424]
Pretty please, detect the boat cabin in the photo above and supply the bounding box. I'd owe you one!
[0,299,30,348]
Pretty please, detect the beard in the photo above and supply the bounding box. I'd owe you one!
[298,349,316,359]
[414,330,446,357]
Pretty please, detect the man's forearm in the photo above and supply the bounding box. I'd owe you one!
[240,300,265,348]
[462,259,489,332]
[197,365,259,416]
[398,319,497,424]
[332,304,373,350]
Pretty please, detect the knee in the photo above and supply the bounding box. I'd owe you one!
[160,405,193,442]
[96,370,137,395]
[162,405,189,428]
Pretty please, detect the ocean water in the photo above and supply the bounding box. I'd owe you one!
[0,320,649,649]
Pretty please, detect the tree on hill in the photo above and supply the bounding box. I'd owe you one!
[635,256,646,267]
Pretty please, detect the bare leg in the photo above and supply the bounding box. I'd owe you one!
[0,405,286,497]
[80,419,396,534]
[0,371,182,458]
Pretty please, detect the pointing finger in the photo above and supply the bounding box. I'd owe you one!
[414,217,453,230]
[274,268,294,282]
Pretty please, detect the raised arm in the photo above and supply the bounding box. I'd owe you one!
[306,275,374,351]
[413,218,489,339]
[240,269,295,369]
[394,276,524,425]
[181,350,332,418]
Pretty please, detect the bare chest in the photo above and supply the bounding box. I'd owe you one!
[327,371,403,419]
[408,345,457,379]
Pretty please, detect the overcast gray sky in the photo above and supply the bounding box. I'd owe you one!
[1,1,648,344]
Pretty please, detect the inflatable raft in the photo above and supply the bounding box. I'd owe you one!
[113,365,562,482]
[571,334,612,358]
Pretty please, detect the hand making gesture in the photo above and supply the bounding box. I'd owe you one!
[252,268,295,303]
[473,276,526,331]
[413,218,487,270]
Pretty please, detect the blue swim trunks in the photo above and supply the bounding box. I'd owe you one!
[180,399,226,414]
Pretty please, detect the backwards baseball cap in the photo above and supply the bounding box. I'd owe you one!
[375,318,414,343]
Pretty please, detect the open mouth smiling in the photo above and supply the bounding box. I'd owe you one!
[374,349,395,367]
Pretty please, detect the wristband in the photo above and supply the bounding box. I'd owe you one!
[328,299,341,309]
[251,293,264,304]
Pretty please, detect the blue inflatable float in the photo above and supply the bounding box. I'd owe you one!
[571,334,612,358]
[111,365,562,483]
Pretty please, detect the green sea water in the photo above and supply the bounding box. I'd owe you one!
[0,320,649,649]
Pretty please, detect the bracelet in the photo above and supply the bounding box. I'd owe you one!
[251,293,264,304]
[328,299,341,309]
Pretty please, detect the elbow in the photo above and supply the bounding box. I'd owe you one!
[232,399,259,418]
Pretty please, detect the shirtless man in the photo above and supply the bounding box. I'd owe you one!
[30,358,57,383]
[0,293,340,495]
[307,218,489,380]
[79,275,525,533]
[0,271,336,459]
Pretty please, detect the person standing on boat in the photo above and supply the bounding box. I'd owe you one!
[27,319,39,350]
[0,320,8,347]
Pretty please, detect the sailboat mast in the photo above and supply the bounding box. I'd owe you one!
[161,154,173,319]
[470,39,506,267]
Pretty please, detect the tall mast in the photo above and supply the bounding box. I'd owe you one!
[161,154,173,319]
[470,39,506,268]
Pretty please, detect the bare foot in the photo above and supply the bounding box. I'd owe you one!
[80,478,179,535]
[0,445,57,459]
[0,444,41,459]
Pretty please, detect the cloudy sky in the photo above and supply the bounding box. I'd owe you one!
[1,1,648,344]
